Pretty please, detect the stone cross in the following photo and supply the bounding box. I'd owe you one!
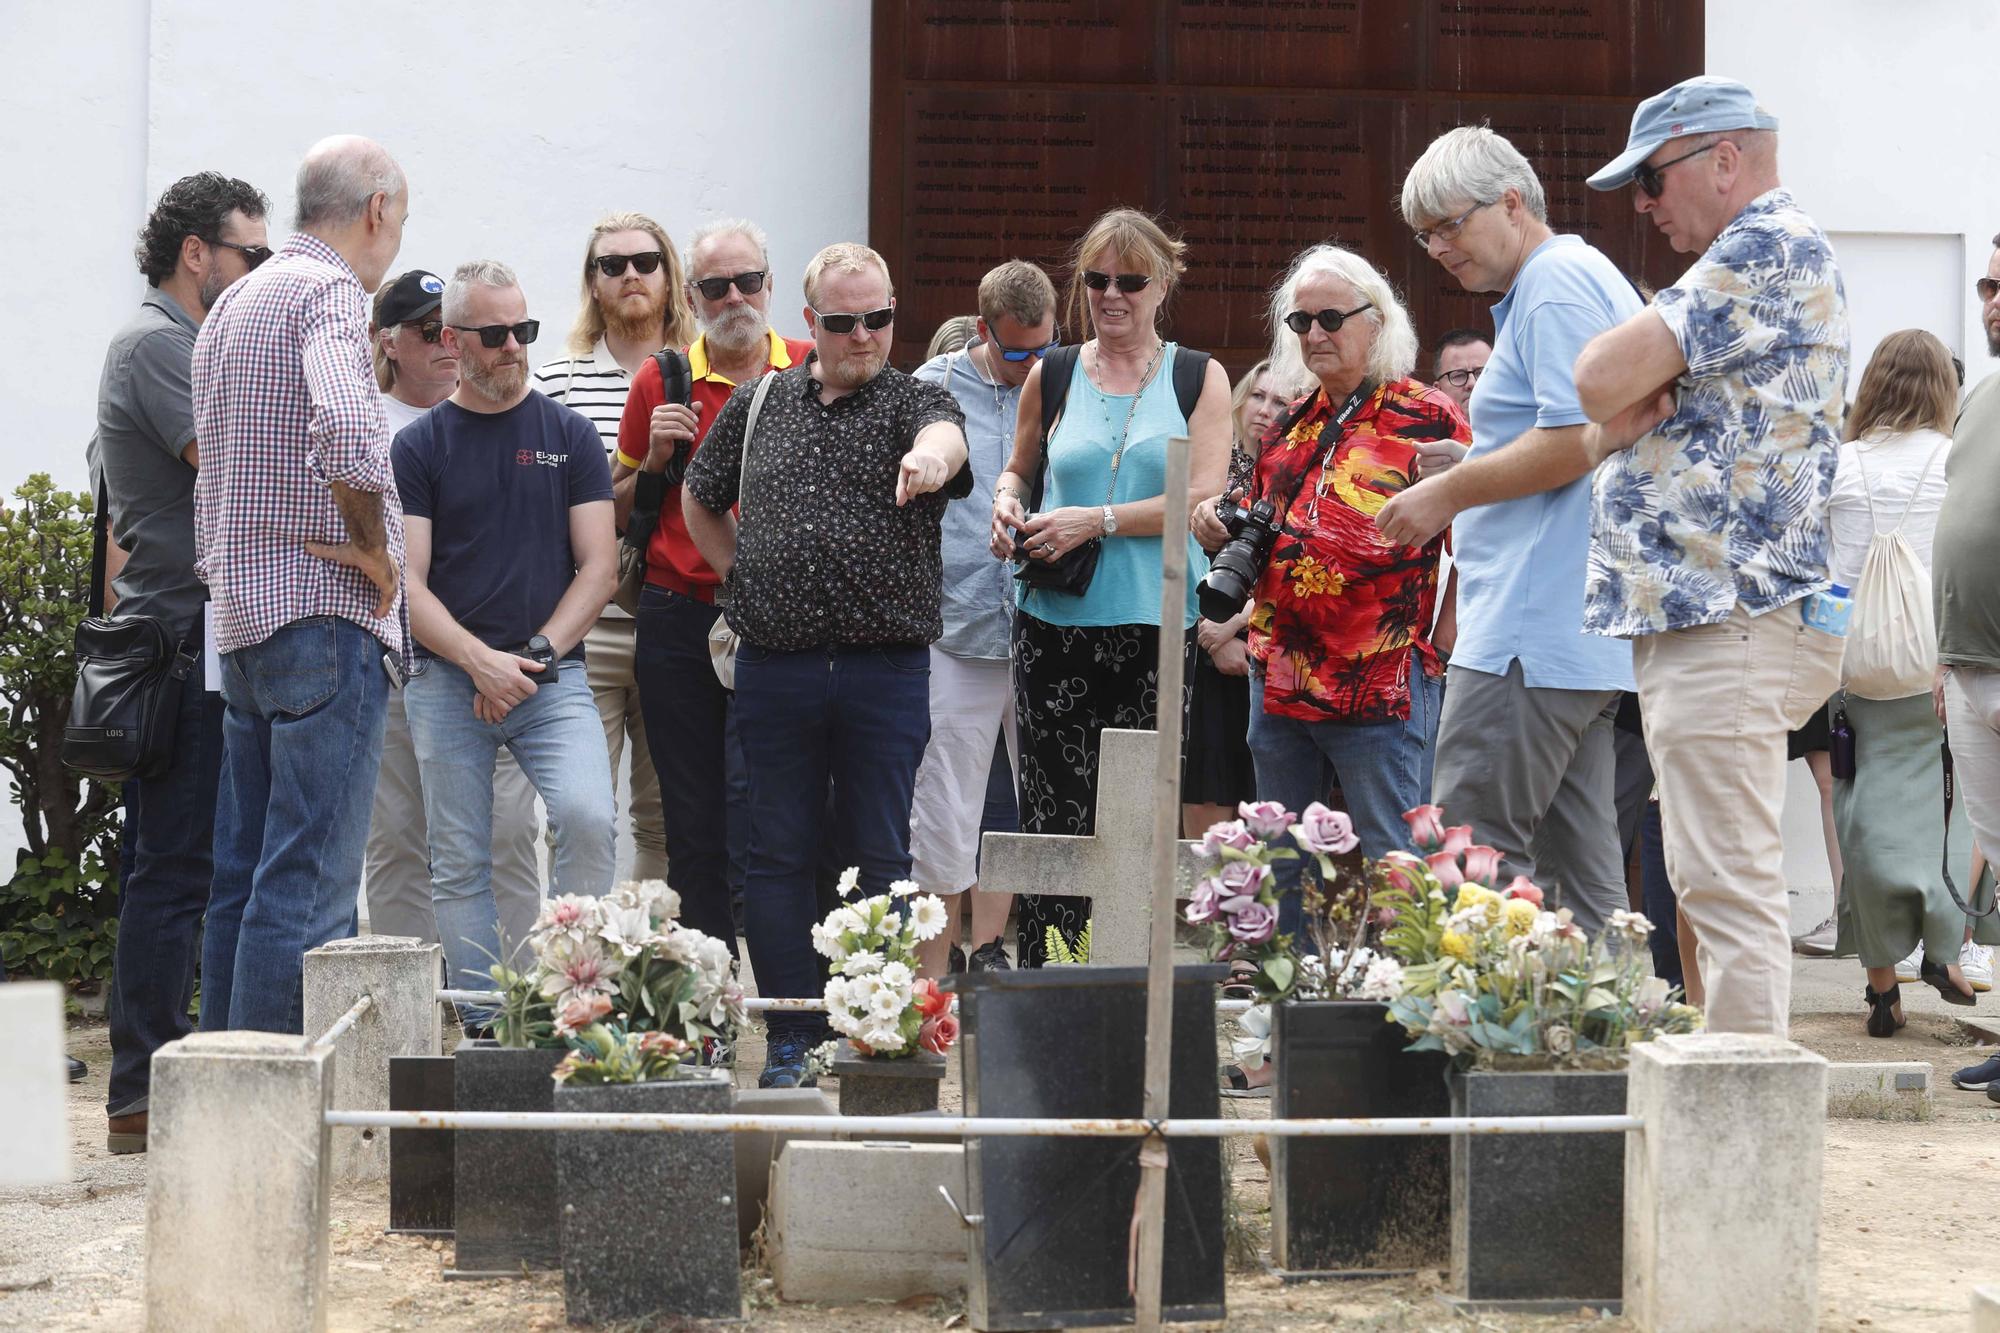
[979,728,1206,967]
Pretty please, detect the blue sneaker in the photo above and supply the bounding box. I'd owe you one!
[759,1033,818,1089]
[1954,1054,2000,1091]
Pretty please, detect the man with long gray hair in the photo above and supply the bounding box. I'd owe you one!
[393,260,619,1027]
[1377,125,1642,938]
[192,134,408,1034]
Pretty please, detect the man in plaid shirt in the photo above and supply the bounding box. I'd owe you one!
[192,134,411,1034]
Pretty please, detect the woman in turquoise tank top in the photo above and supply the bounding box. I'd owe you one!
[989,208,1232,965]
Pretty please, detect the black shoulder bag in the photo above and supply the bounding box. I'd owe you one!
[613,348,695,614]
[1013,343,1212,595]
[62,478,197,782]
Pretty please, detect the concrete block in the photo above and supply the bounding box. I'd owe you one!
[1824,1061,1932,1120]
[1625,1033,1826,1333]
[146,1031,332,1333]
[771,1140,968,1304]
[0,982,71,1187]
[303,935,441,1182]
[733,1086,838,1248]
[1974,1284,2000,1333]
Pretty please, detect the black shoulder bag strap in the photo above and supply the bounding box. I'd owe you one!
[1027,344,1084,512]
[1942,731,1999,917]
[1169,346,1211,422]
[624,349,695,551]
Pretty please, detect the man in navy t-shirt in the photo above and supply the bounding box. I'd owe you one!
[392,259,619,1020]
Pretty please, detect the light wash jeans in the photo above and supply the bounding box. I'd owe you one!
[405,656,616,1016]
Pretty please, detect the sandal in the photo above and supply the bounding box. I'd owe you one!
[1864,983,1906,1038]
[1920,956,1977,1007]
[1219,1064,1271,1099]
[1220,959,1260,1002]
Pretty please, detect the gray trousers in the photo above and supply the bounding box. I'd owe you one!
[1430,660,1626,937]
[363,686,545,967]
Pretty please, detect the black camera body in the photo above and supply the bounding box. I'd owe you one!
[1198,498,1281,621]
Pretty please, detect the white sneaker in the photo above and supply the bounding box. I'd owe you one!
[1961,942,1994,993]
[1894,945,1924,984]
[1791,916,1837,957]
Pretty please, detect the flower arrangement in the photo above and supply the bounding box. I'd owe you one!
[553,1025,696,1086]
[1379,806,1701,1068]
[813,869,959,1058]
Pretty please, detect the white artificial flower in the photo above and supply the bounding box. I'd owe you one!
[1229,1002,1272,1070]
[1610,909,1654,942]
[880,911,902,936]
[597,902,657,957]
[810,921,846,961]
[878,960,914,993]
[827,906,865,937]
[868,985,905,1020]
[836,867,862,899]
[907,895,947,942]
[1355,956,1405,1002]
[862,1023,905,1053]
[890,879,920,898]
[841,949,885,978]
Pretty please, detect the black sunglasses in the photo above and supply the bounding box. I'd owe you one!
[450,320,540,348]
[1284,303,1374,335]
[813,305,895,334]
[211,239,272,270]
[407,319,445,344]
[1633,143,1719,199]
[592,250,664,278]
[994,336,1061,363]
[1083,270,1151,294]
[692,270,767,301]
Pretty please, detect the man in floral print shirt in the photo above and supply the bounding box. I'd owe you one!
[1571,77,1848,1036]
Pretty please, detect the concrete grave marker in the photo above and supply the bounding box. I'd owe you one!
[0,982,71,1187]
[979,728,1205,967]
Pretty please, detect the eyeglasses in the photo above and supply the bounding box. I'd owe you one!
[1083,270,1152,294]
[993,336,1061,362]
[211,239,273,269]
[692,270,767,301]
[1978,277,2000,303]
[1412,202,1493,250]
[1284,303,1374,335]
[592,250,664,278]
[407,319,445,344]
[1633,143,1719,199]
[813,305,895,334]
[1437,366,1484,389]
[449,320,540,348]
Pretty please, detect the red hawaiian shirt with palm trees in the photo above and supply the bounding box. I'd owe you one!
[1246,377,1468,724]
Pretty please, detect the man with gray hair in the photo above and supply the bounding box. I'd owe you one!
[1376,124,1642,938]
[392,260,619,1026]
[192,134,409,1034]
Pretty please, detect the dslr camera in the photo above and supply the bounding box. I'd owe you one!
[1197,497,1281,620]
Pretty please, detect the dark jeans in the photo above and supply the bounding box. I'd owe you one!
[634,586,741,953]
[732,641,931,1039]
[107,658,224,1116]
[204,616,388,1034]
[1640,800,1684,989]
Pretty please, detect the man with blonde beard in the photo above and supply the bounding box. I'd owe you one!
[682,243,970,1087]
[395,260,619,1029]
[532,213,696,883]
[615,218,811,953]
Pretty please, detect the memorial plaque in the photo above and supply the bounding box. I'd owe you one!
[1428,0,1706,97]
[387,1055,454,1236]
[1173,1,1419,91]
[898,0,1155,84]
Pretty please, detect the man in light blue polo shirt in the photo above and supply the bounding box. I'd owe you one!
[1378,126,1640,936]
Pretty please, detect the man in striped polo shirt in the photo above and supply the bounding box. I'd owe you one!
[531,212,695,883]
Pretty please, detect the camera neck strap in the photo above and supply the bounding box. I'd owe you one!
[1259,380,1376,529]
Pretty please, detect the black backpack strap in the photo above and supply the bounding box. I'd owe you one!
[1029,345,1084,511]
[1170,346,1212,423]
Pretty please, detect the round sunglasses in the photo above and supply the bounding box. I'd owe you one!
[1284,303,1374,335]
[592,251,664,278]
[692,270,767,301]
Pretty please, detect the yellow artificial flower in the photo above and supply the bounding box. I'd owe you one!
[1440,930,1475,963]
[1454,883,1502,924]
[1504,898,1538,937]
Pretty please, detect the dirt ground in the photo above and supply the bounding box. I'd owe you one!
[6,975,1999,1331]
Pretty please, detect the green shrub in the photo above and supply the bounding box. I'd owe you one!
[0,474,122,985]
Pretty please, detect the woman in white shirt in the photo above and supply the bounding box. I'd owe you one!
[1830,329,1994,1036]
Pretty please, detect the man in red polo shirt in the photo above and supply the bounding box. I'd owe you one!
[615,218,811,954]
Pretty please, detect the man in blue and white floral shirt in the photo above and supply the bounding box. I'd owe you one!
[1570,76,1848,1036]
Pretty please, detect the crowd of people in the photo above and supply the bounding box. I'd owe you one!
[79,71,2000,1133]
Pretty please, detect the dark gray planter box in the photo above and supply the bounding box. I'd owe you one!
[1269,1000,1449,1277]
[388,1055,455,1236]
[556,1069,740,1325]
[832,1040,945,1116]
[449,1042,565,1277]
[1448,1066,1627,1312]
[947,965,1227,1331]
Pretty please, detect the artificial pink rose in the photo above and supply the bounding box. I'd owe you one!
[919,1011,961,1054]
[1439,825,1474,857]
[1379,850,1426,894]
[1237,800,1295,840]
[912,976,951,1019]
[1227,900,1279,944]
[1426,851,1465,889]
[1184,877,1223,924]
[1374,905,1400,927]
[1200,820,1257,858]
[1503,877,1544,906]
[1292,802,1359,856]
[1461,844,1504,887]
[1402,804,1446,850]
[1216,860,1272,910]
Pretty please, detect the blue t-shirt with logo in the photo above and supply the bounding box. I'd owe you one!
[391,390,613,662]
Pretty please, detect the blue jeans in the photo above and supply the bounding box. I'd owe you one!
[635,587,742,952]
[107,653,223,1115]
[732,642,932,1039]
[205,616,389,1033]
[404,655,616,1012]
[1247,654,1442,934]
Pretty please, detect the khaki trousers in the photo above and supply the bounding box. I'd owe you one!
[584,615,668,880]
[1632,601,1844,1035]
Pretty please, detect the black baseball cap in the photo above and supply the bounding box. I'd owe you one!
[374,269,446,328]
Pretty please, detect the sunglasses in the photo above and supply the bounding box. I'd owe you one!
[692,270,767,301]
[211,239,273,269]
[993,336,1061,363]
[407,319,445,344]
[1437,366,1484,389]
[1284,303,1374,335]
[592,250,664,278]
[1633,143,1719,199]
[813,305,895,334]
[1978,278,2000,303]
[1083,270,1152,294]
[450,320,540,348]
[1412,200,1493,250]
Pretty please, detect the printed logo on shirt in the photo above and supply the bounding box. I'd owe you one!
[516,450,564,468]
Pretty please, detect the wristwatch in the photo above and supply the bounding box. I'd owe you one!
[1102,504,1118,535]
